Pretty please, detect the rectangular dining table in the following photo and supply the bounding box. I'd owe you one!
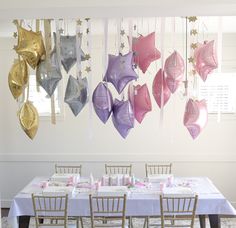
[8,176,236,228]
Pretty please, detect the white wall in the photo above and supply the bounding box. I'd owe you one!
[0,23,236,209]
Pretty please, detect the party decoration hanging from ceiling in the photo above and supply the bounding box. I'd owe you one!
[8,59,28,99]
[128,84,152,123]
[164,51,185,93]
[103,52,138,94]
[18,101,39,139]
[194,40,218,82]
[64,75,89,116]
[92,82,113,123]
[183,98,208,139]
[53,33,86,73]
[152,69,171,108]
[112,99,134,138]
[131,32,161,73]
[13,20,45,69]
[36,51,62,97]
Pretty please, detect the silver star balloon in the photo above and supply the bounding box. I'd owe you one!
[53,33,85,73]
[36,52,62,97]
[64,75,88,116]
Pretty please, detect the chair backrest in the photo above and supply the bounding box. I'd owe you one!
[145,163,172,177]
[105,164,132,175]
[89,194,127,228]
[32,194,68,228]
[55,164,82,175]
[160,195,198,228]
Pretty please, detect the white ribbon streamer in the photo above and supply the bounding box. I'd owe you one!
[55,19,61,71]
[160,17,166,126]
[217,17,223,123]
[87,19,93,139]
[103,18,112,112]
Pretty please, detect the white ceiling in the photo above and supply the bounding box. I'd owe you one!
[1,0,236,19]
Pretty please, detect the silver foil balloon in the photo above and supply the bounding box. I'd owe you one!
[36,52,62,97]
[53,33,85,73]
[64,75,88,116]
[112,99,134,139]
[92,82,113,124]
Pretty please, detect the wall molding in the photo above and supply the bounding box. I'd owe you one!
[1,153,236,163]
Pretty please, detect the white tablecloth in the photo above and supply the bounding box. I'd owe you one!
[8,176,236,228]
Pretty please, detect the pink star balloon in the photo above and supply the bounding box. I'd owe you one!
[128,83,152,123]
[152,69,171,108]
[131,32,161,74]
[164,51,184,93]
[183,99,208,140]
[194,40,218,82]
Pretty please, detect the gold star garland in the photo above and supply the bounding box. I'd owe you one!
[119,18,125,53]
[76,18,83,78]
[189,16,198,76]
[85,18,91,74]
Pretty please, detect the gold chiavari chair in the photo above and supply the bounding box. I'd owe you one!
[144,163,172,228]
[89,194,127,228]
[54,164,83,228]
[55,164,82,175]
[105,164,132,176]
[32,194,68,228]
[160,195,198,228]
[145,163,172,177]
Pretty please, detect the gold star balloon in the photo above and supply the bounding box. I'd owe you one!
[14,22,45,69]
[18,101,39,139]
[8,59,28,99]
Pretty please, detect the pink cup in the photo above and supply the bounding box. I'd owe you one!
[40,181,49,189]
[160,182,166,192]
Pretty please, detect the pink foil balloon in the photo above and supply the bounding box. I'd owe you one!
[164,51,184,93]
[183,99,208,139]
[128,84,152,123]
[194,40,218,82]
[131,32,161,74]
[152,69,171,108]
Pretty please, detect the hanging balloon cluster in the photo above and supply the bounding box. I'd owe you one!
[183,16,218,139]
[92,17,218,139]
[9,18,90,139]
[9,20,46,139]
[8,17,218,140]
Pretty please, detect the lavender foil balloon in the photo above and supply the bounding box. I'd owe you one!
[112,99,134,138]
[103,52,138,94]
[92,82,113,123]
[64,75,88,116]
[53,33,85,73]
[36,52,62,97]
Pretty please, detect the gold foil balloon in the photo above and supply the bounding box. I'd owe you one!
[14,23,45,69]
[8,59,28,99]
[18,101,39,139]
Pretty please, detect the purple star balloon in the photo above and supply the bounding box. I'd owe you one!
[92,82,113,123]
[112,99,134,139]
[103,52,138,94]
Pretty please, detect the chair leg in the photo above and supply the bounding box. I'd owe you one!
[76,218,80,228]
[143,217,147,228]
[128,216,133,228]
[80,217,84,228]
[146,216,150,228]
